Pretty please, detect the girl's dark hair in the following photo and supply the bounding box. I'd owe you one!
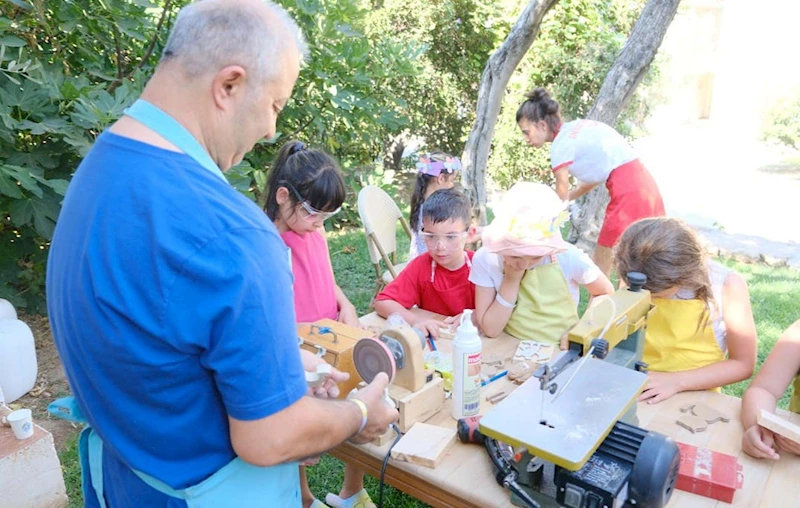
[515,87,561,133]
[409,151,456,231]
[264,140,346,221]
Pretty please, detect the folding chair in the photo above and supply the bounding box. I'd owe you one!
[357,185,413,304]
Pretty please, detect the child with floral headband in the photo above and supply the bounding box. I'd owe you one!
[408,151,462,261]
[470,182,613,344]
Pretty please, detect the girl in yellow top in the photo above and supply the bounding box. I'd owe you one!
[615,218,757,404]
[741,320,800,460]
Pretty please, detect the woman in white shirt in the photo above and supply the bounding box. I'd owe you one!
[516,88,665,276]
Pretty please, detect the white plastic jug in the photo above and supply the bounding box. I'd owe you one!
[451,310,482,420]
[0,298,17,320]
[0,319,38,404]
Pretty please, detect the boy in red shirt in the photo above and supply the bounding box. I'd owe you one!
[375,188,475,338]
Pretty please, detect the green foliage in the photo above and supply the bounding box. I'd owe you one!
[0,0,424,311]
[761,87,800,151]
[0,0,175,312]
[364,0,509,155]
[487,0,653,190]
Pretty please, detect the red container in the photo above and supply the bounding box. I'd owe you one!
[675,442,743,503]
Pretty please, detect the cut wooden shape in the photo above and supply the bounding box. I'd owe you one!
[691,403,730,424]
[757,409,800,445]
[676,414,708,434]
[680,403,696,414]
[390,423,456,468]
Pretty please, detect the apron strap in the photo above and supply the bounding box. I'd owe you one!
[87,429,108,508]
[123,99,227,184]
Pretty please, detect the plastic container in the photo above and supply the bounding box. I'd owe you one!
[0,319,38,404]
[451,310,482,419]
[0,298,16,320]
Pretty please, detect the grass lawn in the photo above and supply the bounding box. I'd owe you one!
[58,226,800,507]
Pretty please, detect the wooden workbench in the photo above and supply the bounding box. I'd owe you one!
[330,312,800,507]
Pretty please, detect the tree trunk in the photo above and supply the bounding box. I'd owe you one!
[569,0,681,251]
[461,0,560,225]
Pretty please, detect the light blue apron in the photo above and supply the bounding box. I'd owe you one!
[49,100,301,507]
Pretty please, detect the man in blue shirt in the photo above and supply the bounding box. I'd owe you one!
[46,1,397,506]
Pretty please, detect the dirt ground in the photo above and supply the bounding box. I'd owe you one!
[12,313,78,451]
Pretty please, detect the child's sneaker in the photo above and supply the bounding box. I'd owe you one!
[325,489,376,508]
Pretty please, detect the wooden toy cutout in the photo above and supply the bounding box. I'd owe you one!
[508,361,538,384]
[680,403,730,424]
[676,414,708,434]
[391,423,456,468]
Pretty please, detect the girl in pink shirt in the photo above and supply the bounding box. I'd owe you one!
[264,140,370,508]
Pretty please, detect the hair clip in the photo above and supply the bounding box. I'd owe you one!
[416,155,462,176]
[290,141,306,155]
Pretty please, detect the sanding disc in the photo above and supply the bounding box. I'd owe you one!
[353,337,396,384]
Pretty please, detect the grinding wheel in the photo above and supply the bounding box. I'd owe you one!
[353,337,396,384]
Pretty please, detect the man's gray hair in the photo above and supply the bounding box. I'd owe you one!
[161,0,308,83]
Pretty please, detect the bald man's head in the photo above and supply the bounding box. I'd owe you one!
[161,0,307,85]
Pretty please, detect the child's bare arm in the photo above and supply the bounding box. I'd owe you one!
[583,272,613,299]
[473,270,525,338]
[743,320,800,428]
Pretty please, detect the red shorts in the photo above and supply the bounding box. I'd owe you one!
[597,159,665,248]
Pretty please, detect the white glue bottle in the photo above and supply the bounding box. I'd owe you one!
[452,310,482,419]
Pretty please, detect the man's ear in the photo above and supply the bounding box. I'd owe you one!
[212,65,247,110]
[276,186,290,206]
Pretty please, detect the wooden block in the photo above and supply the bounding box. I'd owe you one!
[390,423,456,468]
[372,428,397,446]
[680,403,696,414]
[677,414,708,434]
[393,377,446,433]
[757,409,800,445]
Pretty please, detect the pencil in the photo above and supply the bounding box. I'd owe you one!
[481,369,508,387]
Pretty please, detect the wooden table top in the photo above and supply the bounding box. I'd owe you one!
[330,312,800,508]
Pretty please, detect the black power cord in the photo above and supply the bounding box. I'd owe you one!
[377,423,403,508]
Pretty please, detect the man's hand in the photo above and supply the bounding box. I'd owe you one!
[300,349,349,399]
[743,424,780,460]
[338,303,361,328]
[349,372,399,444]
[638,371,683,404]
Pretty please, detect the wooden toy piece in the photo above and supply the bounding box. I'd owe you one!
[757,409,800,445]
[438,327,455,340]
[676,414,708,434]
[481,364,499,378]
[680,403,730,424]
[691,403,731,424]
[390,423,456,468]
[483,354,505,366]
[508,361,538,384]
[486,391,508,404]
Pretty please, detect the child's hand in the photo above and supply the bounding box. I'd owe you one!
[337,303,361,329]
[414,318,447,339]
[743,424,780,460]
[775,433,800,457]
[638,371,682,404]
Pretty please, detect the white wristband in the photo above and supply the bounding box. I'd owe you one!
[495,293,517,309]
[350,398,368,433]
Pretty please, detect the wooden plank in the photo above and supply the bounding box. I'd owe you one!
[390,423,457,468]
[757,411,800,507]
[757,410,800,446]
[394,377,446,432]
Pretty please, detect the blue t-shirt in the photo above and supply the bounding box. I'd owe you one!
[47,132,307,506]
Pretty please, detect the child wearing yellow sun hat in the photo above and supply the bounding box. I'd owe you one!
[470,182,613,344]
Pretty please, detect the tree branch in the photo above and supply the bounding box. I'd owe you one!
[112,25,123,81]
[108,0,173,94]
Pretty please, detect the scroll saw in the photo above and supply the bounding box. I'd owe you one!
[478,273,680,508]
[352,324,445,433]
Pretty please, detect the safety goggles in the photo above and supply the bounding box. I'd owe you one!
[280,180,341,222]
[420,231,468,248]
